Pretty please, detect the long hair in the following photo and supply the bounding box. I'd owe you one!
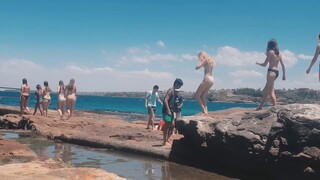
[67,79,75,91]
[198,51,216,67]
[266,39,280,55]
[59,80,65,92]
[22,78,27,85]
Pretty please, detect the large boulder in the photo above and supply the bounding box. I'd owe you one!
[175,104,320,179]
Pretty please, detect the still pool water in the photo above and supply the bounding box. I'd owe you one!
[1,131,236,180]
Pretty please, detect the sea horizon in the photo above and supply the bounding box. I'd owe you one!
[0,91,257,118]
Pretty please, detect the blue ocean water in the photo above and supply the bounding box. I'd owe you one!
[0,91,257,118]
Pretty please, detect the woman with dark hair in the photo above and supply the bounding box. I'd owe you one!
[42,80,52,117]
[66,79,77,119]
[20,78,31,115]
[57,80,66,119]
[306,34,320,79]
[33,84,43,115]
[255,39,286,111]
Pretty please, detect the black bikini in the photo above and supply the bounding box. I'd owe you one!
[268,69,279,78]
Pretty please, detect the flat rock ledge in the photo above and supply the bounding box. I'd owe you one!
[0,138,125,180]
[0,105,181,160]
[174,104,320,179]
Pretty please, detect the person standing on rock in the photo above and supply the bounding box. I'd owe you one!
[57,80,66,119]
[194,51,216,115]
[33,84,43,115]
[306,34,320,79]
[172,88,183,134]
[256,39,286,111]
[20,78,31,115]
[145,85,163,130]
[42,80,52,117]
[66,78,77,119]
[162,78,183,146]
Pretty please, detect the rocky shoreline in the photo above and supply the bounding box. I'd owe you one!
[1,104,320,179]
[0,137,125,179]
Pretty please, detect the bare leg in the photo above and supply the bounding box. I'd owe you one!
[162,121,172,146]
[67,100,76,119]
[194,82,207,114]
[256,72,276,111]
[24,98,30,114]
[33,102,38,115]
[58,101,63,118]
[146,107,153,129]
[20,97,24,115]
[270,88,277,106]
[62,101,65,115]
[163,122,169,145]
[200,82,213,115]
[43,101,49,117]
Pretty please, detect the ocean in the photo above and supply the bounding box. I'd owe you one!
[0,91,257,118]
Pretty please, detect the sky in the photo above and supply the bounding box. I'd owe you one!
[0,0,319,92]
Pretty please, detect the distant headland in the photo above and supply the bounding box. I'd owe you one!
[76,88,320,105]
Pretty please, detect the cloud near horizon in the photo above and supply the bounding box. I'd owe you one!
[156,40,165,48]
[229,70,264,78]
[215,46,308,68]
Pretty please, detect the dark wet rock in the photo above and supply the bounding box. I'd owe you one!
[175,104,320,179]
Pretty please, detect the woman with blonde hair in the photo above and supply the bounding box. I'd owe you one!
[194,51,216,115]
[57,80,66,119]
[66,79,77,119]
[256,39,286,111]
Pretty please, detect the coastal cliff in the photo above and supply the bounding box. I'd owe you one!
[174,104,320,179]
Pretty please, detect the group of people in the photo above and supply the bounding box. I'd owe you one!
[145,34,320,146]
[20,78,77,119]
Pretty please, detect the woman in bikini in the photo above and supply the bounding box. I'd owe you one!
[256,39,286,111]
[306,34,320,79]
[33,84,43,115]
[20,78,31,115]
[57,80,66,119]
[42,80,52,117]
[194,51,216,115]
[66,79,77,119]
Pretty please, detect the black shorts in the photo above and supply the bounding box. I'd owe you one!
[148,106,156,115]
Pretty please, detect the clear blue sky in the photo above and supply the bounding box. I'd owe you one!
[1,0,319,91]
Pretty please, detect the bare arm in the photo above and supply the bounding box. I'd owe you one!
[280,55,286,80]
[157,96,163,106]
[196,59,205,70]
[306,45,320,74]
[164,89,173,116]
[20,85,23,96]
[145,94,148,108]
[256,52,270,67]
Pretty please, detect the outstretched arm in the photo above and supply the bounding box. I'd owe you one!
[256,52,270,67]
[306,45,320,74]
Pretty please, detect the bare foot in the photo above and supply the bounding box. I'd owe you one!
[199,112,208,116]
[163,142,171,146]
